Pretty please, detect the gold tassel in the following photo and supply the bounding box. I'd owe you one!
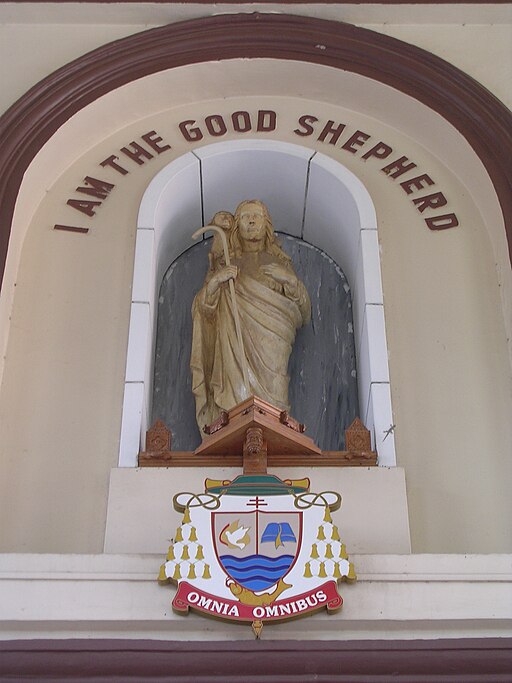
[166,546,175,561]
[188,527,198,542]
[158,563,169,582]
[333,563,342,579]
[202,564,211,579]
[188,564,196,580]
[340,543,348,559]
[318,562,327,578]
[325,543,333,559]
[323,507,332,524]
[182,507,191,524]
[174,527,183,543]
[310,543,319,559]
[172,564,181,580]
[196,545,204,560]
[181,545,190,560]
[317,526,326,541]
[331,526,340,542]
[303,562,313,578]
[347,563,357,581]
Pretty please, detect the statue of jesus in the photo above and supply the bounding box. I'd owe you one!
[191,199,311,433]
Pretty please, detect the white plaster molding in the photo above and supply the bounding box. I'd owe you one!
[0,553,510,640]
[119,140,396,466]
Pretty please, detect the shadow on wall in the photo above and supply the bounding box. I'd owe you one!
[152,234,358,451]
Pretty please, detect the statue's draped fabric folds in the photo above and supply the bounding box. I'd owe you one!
[191,200,311,432]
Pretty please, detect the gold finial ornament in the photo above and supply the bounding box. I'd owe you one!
[252,620,264,639]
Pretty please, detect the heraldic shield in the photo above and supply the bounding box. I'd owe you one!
[159,474,356,633]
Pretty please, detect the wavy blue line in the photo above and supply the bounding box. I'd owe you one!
[220,554,294,565]
[224,563,291,576]
[221,558,293,571]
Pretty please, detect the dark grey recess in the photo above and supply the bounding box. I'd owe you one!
[152,234,358,451]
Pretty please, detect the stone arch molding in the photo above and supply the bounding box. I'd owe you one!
[120,139,395,467]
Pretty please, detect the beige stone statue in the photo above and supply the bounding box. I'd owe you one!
[191,199,311,433]
[207,210,234,271]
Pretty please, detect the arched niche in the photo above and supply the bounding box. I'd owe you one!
[119,140,395,466]
[154,233,358,451]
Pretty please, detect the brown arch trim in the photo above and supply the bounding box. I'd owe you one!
[0,13,511,288]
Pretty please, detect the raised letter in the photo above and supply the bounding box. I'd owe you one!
[228,605,240,617]
[342,130,371,154]
[296,599,308,612]
[316,590,327,602]
[100,155,129,175]
[53,224,89,234]
[412,191,447,213]
[257,110,277,132]
[318,120,345,145]
[198,595,212,610]
[265,605,279,618]
[362,142,392,161]
[294,115,318,137]
[211,600,224,614]
[75,176,115,200]
[205,115,227,137]
[425,214,459,230]
[187,591,200,604]
[120,142,154,165]
[179,120,203,142]
[231,111,252,133]
[141,130,171,154]
[400,173,434,195]
[66,199,102,217]
[381,156,417,179]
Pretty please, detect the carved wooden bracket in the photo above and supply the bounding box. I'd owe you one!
[243,427,268,475]
[138,419,173,465]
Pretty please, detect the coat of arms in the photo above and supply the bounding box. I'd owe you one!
[159,473,355,636]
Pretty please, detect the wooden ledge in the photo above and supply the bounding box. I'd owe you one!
[138,404,377,467]
[138,449,376,467]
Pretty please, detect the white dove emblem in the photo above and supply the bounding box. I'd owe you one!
[219,519,251,550]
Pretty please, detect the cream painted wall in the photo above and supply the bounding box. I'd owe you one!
[0,70,510,555]
[0,5,510,556]
[0,4,510,113]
